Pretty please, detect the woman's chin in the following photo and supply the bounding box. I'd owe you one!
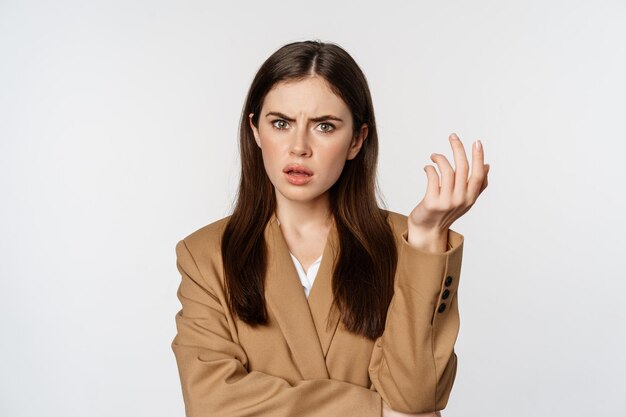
[274,187,330,205]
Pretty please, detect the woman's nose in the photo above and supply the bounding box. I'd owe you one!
[289,127,312,157]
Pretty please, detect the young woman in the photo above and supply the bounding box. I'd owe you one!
[171,40,489,417]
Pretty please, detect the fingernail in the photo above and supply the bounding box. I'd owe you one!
[475,140,482,151]
[450,133,458,140]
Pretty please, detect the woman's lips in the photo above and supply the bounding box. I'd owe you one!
[283,164,313,185]
[283,164,313,175]
[284,171,313,185]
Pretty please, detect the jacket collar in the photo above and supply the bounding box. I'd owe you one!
[263,212,341,379]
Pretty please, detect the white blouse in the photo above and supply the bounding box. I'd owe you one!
[276,218,323,298]
[289,252,323,298]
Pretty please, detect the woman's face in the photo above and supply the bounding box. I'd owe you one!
[249,75,368,207]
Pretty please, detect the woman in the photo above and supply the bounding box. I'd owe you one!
[171,40,489,417]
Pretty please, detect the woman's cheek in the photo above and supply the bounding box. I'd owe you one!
[260,150,280,185]
[327,158,348,186]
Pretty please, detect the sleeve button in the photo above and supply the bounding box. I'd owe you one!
[438,303,447,313]
[442,289,450,299]
[444,276,453,287]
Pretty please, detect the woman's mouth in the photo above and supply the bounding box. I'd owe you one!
[283,164,313,185]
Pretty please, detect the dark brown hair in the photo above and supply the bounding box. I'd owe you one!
[221,40,398,340]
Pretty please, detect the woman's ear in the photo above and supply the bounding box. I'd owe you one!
[347,123,368,160]
[248,113,261,148]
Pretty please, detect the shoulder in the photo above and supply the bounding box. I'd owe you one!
[176,215,232,264]
[174,215,233,295]
[176,216,230,300]
[181,215,231,246]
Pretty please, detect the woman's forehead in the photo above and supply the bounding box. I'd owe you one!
[262,77,349,116]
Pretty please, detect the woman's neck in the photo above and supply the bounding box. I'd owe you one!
[274,192,333,232]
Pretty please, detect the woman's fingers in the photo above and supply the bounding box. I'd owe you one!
[413,134,488,232]
[424,165,441,199]
[448,133,470,198]
[423,135,488,207]
[478,163,490,194]
[467,140,486,200]
[427,133,469,201]
[429,152,454,195]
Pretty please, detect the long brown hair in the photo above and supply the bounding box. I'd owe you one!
[221,40,398,340]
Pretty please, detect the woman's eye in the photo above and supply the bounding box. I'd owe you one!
[271,119,335,133]
[318,123,335,133]
[271,120,289,130]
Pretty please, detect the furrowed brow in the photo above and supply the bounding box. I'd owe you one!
[265,111,343,123]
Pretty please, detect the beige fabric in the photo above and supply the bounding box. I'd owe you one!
[171,210,464,416]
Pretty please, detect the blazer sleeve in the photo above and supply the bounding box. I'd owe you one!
[171,239,382,417]
[368,228,464,414]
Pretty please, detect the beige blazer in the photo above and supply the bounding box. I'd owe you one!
[171,210,464,417]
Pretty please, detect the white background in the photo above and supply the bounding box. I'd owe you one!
[1,1,625,416]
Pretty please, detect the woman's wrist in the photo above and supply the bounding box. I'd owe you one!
[406,222,448,254]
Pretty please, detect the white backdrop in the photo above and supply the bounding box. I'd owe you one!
[1,1,625,416]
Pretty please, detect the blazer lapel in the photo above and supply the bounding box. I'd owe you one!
[306,218,341,359]
[264,214,330,379]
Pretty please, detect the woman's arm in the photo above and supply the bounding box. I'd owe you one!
[172,239,383,417]
[369,134,487,413]
[368,227,463,414]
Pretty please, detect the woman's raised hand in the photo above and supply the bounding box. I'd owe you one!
[407,133,490,253]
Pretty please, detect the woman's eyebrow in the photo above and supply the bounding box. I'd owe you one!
[265,111,343,123]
